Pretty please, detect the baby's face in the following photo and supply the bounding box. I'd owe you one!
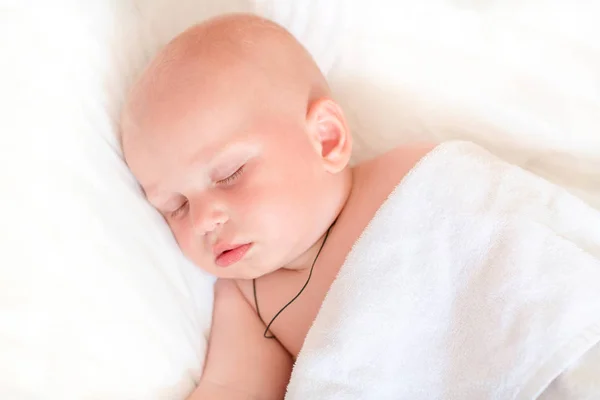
[123,77,343,279]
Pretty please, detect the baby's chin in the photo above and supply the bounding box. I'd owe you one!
[204,262,277,281]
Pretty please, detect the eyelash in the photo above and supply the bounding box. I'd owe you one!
[168,165,245,219]
[171,165,245,218]
[216,165,245,185]
[170,200,189,219]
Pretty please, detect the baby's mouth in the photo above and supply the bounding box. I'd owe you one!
[213,243,253,268]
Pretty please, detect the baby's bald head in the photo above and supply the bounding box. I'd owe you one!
[122,13,330,139]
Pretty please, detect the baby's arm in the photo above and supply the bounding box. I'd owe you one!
[188,279,293,400]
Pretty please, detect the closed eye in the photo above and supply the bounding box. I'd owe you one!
[170,200,189,219]
[216,165,245,185]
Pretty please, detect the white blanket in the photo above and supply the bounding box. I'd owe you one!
[286,141,600,399]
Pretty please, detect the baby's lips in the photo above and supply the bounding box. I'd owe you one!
[214,243,253,267]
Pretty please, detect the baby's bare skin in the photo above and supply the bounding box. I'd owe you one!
[235,145,433,358]
[121,12,434,399]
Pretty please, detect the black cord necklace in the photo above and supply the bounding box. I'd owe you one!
[253,222,335,339]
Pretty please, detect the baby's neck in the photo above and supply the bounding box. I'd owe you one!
[283,168,353,273]
[283,225,333,272]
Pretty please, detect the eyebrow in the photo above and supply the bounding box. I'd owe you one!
[145,146,214,198]
[144,185,167,207]
[205,141,259,175]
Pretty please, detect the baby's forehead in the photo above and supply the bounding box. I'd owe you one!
[121,17,319,155]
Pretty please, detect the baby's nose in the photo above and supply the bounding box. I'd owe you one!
[192,207,228,236]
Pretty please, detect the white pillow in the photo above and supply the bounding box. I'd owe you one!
[0,1,248,398]
[257,0,600,208]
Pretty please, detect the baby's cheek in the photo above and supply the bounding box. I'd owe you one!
[171,225,194,255]
[235,181,301,247]
[257,193,301,237]
[177,229,214,269]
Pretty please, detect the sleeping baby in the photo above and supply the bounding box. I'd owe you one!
[121,13,600,400]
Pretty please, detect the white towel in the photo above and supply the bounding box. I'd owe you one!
[286,141,600,400]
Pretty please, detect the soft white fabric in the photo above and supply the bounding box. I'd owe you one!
[0,1,252,399]
[257,0,600,209]
[540,341,600,399]
[286,141,600,400]
[2,0,600,399]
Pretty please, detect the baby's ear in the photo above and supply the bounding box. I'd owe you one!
[305,98,353,173]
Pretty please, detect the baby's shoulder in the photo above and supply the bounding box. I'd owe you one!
[353,142,438,189]
[372,142,437,168]
[333,142,438,251]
